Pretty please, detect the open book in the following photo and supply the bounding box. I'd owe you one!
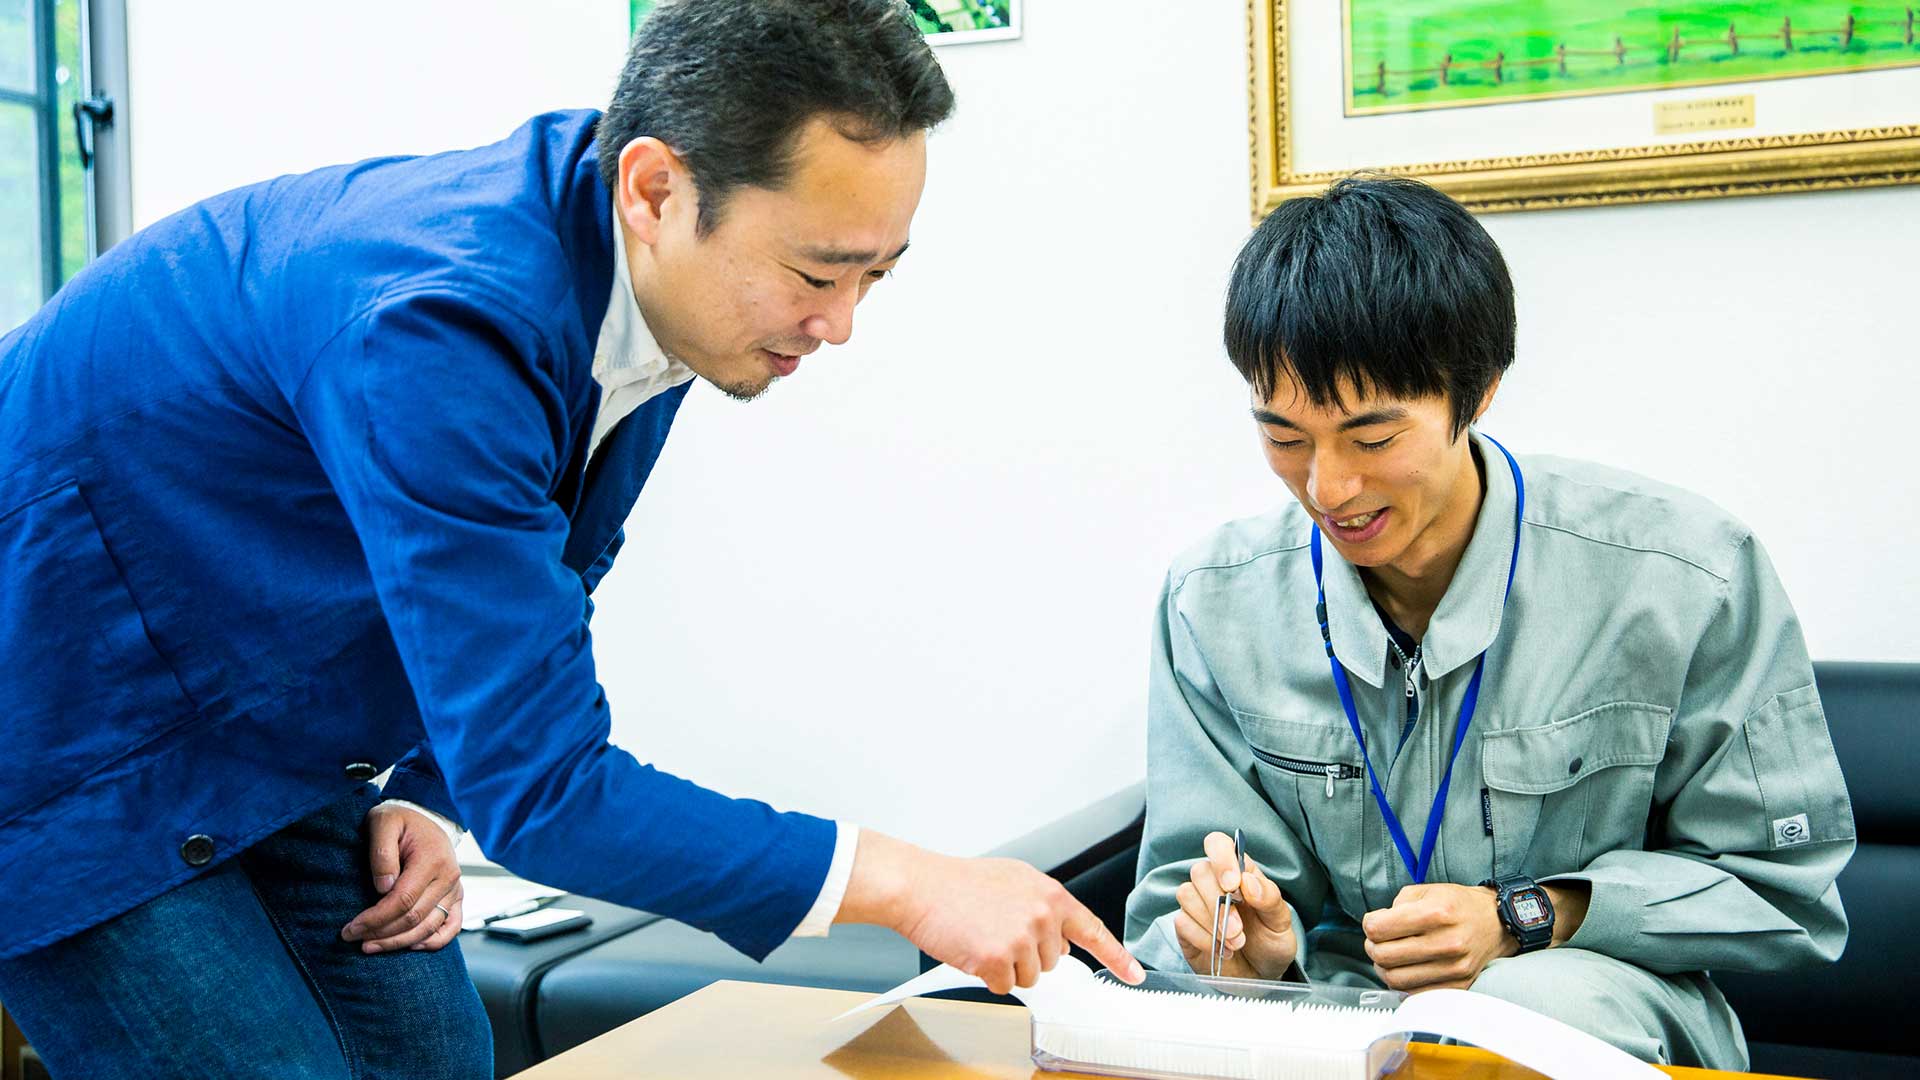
[835,957,1663,1080]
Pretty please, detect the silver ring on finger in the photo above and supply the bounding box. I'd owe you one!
[433,901,451,922]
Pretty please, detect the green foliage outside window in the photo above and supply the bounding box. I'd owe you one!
[54,0,81,282]
[1,0,85,330]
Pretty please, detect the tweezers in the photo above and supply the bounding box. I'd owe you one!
[1209,827,1245,977]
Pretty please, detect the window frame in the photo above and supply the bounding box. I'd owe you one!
[1,0,57,303]
[10,0,129,311]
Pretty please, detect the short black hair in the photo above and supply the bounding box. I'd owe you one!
[596,0,956,235]
[1223,175,1515,438]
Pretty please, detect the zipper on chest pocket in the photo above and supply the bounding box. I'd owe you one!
[1250,746,1363,797]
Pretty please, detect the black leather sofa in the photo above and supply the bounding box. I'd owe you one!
[460,890,660,1075]
[468,661,1915,1078]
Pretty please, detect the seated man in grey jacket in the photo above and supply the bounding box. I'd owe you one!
[1123,175,1852,1070]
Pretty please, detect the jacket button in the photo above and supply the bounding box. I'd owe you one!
[180,834,215,867]
[344,762,380,781]
[1568,757,1584,775]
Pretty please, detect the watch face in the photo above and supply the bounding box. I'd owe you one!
[1511,889,1550,927]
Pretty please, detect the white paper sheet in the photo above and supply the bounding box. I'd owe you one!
[1388,989,1663,1080]
[829,961,989,1022]
[836,959,1664,1080]
[458,876,566,932]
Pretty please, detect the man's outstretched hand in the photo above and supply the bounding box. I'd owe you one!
[836,830,1144,995]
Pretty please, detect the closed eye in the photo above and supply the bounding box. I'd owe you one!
[1357,436,1397,451]
[1264,433,1304,449]
[796,269,834,290]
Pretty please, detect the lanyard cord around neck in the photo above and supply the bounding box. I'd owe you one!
[1308,435,1525,885]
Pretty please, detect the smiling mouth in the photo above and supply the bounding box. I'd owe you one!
[1322,506,1392,543]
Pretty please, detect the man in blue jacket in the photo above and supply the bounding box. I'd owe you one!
[0,2,1141,1075]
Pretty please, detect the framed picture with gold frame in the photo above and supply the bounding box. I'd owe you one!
[1249,0,1920,215]
[911,0,1020,44]
[631,1,1019,44]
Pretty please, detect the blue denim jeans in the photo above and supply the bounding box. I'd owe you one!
[0,785,492,1079]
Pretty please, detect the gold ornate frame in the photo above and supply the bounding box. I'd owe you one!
[1249,0,1920,216]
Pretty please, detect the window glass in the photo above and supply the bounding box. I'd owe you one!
[0,0,32,94]
[1,101,43,330]
[54,0,82,280]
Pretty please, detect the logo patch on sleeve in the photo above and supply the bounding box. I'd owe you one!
[1772,813,1811,848]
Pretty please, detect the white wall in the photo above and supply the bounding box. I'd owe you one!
[127,1,1917,860]
[1481,189,1920,671]
[126,0,629,224]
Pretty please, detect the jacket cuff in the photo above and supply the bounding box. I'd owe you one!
[1541,870,1648,958]
[789,821,860,938]
[374,799,464,844]
[709,811,838,961]
[379,745,463,826]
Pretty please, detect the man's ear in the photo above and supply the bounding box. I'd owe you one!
[1472,374,1503,425]
[616,137,686,248]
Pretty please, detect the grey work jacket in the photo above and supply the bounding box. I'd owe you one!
[1125,430,1854,986]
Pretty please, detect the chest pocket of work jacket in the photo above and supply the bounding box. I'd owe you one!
[1479,701,1672,879]
[1237,714,1374,915]
[0,481,198,825]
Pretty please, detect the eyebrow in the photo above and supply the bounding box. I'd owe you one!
[1251,405,1410,432]
[798,240,911,266]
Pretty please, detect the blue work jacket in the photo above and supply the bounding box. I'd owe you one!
[0,110,835,961]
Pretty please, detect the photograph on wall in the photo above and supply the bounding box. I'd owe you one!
[910,0,1021,44]
[1249,0,1920,213]
[1347,2,1920,114]
[633,1,1017,43]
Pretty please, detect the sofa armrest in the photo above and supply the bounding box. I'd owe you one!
[457,869,659,1077]
[982,780,1145,879]
[915,781,1146,986]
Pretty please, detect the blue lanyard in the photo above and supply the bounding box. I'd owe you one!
[1309,436,1524,885]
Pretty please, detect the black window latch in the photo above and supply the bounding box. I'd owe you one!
[71,95,114,168]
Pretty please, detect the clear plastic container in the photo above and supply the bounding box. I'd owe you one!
[1029,968,1410,1080]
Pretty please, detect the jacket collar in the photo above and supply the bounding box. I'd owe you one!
[1320,430,1519,688]
[556,113,617,352]
[590,204,695,451]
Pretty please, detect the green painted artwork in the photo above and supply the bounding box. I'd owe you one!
[1346,2,1920,113]
[909,0,1016,36]
[630,1,1015,39]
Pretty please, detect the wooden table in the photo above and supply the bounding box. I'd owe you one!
[512,980,1805,1079]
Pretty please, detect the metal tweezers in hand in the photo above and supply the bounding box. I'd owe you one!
[1210,827,1244,977]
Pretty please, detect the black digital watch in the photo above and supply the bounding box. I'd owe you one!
[1482,875,1555,953]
